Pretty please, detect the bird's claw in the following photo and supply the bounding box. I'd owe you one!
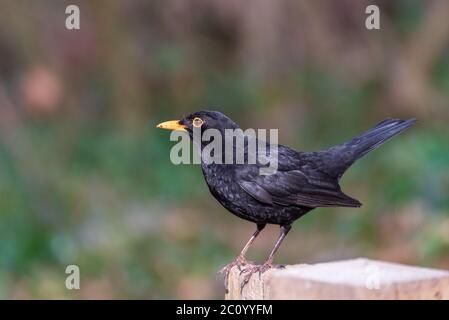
[239,262,276,293]
[219,255,248,293]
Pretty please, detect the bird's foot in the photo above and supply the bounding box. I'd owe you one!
[219,255,248,293]
[239,260,282,293]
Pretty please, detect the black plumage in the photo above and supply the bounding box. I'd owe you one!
[157,110,416,290]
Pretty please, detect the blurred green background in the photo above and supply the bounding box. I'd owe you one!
[0,0,448,299]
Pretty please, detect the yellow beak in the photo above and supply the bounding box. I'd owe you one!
[156,120,187,132]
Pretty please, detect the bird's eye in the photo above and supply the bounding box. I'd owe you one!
[192,117,204,128]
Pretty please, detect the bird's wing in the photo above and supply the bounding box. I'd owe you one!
[236,168,361,208]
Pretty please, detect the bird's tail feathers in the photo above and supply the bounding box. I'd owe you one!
[347,118,416,161]
[326,118,416,179]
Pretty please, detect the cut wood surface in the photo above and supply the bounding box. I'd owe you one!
[225,258,449,300]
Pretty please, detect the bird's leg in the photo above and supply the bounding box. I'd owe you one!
[240,224,291,292]
[219,223,265,292]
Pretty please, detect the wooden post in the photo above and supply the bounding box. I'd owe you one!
[225,258,449,300]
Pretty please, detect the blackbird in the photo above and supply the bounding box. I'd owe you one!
[157,110,416,291]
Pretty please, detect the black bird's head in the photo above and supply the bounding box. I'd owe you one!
[157,110,239,138]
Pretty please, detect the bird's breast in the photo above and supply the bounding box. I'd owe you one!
[201,164,236,198]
